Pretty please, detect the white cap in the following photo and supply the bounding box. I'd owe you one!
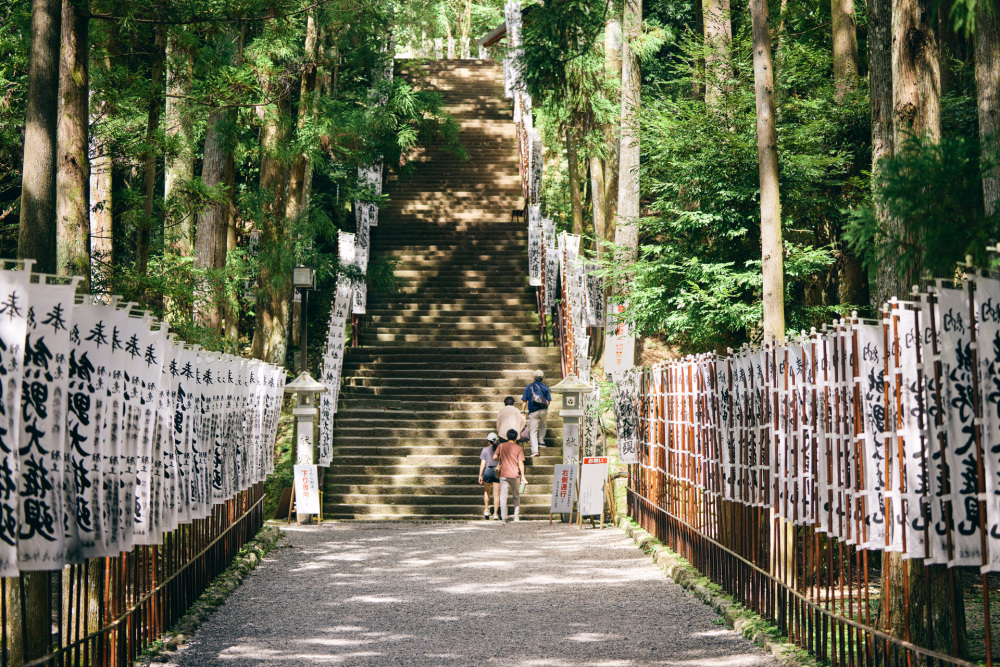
[486,432,499,443]
[533,370,544,379]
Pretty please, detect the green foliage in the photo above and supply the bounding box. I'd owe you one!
[845,133,999,281]
[599,24,865,352]
[0,0,31,253]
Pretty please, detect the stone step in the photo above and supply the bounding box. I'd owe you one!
[340,376,549,389]
[367,314,536,325]
[326,472,556,487]
[327,463,558,476]
[329,440,561,451]
[326,452,559,465]
[335,399,554,412]
[327,483,554,495]
[325,493,552,506]
[342,347,558,358]
[321,506,554,519]
[343,365,545,376]
[358,336,539,346]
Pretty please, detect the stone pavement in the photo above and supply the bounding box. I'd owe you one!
[165,522,777,666]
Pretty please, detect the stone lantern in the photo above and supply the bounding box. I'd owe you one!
[550,373,593,464]
[284,372,327,522]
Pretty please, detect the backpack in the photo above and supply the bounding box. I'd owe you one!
[531,382,550,407]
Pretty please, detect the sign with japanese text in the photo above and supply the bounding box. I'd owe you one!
[293,464,321,514]
[604,304,635,376]
[549,464,576,514]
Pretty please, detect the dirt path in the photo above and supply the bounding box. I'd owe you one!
[166,522,777,666]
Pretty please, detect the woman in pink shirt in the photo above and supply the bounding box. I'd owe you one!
[493,428,526,522]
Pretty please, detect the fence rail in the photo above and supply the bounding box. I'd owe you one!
[2,482,265,667]
[619,279,1000,667]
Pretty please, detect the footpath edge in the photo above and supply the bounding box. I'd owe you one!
[617,516,814,667]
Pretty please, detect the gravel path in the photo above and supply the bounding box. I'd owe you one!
[166,522,776,667]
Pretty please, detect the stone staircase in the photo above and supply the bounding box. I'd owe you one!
[322,59,562,520]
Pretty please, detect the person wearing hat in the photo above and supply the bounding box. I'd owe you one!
[520,370,551,458]
[478,432,502,519]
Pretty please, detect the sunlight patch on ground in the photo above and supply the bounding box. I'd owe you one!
[344,595,407,604]
[566,632,621,642]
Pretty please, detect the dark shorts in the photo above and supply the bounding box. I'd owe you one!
[482,467,499,484]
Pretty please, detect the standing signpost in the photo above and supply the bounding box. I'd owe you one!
[549,464,577,523]
[579,456,609,528]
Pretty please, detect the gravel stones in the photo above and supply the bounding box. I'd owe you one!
[164,522,777,666]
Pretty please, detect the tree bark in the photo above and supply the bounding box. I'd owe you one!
[879,558,968,658]
[750,0,784,342]
[165,30,195,255]
[250,35,293,365]
[567,128,584,236]
[876,0,959,654]
[56,0,89,282]
[285,10,320,227]
[832,0,858,100]
[18,0,62,273]
[976,0,1000,216]
[459,0,472,58]
[616,0,641,268]
[136,15,167,277]
[883,0,939,296]
[892,0,940,143]
[193,108,234,331]
[869,0,898,307]
[591,155,606,256]
[704,0,732,108]
[604,2,622,246]
[89,96,112,278]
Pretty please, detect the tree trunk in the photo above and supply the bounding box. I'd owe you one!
[591,155,606,256]
[193,108,234,331]
[869,0,898,307]
[136,15,167,278]
[886,0,939,294]
[879,558,968,658]
[750,0,784,342]
[446,20,455,59]
[893,0,940,143]
[876,0,960,654]
[567,128,584,236]
[56,0,89,282]
[616,0,641,269]
[224,188,239,350]
[250,52,292,364]
[976,0,1000,216]
[460,0,472,58]
[165,30,195,255]
[285,10,320,227]
[18,0,61,273]
[832,0,858,100]
[89,97,112,279]
[830,0,862,303]
[704,0,732,108]
[604,2,622,245]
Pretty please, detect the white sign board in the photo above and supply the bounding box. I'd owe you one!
[579,457,609,516]
[550,464,577,514]
[604,304,635,375]
[293,465,321,514]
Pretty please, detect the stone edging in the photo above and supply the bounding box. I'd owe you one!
[617,517,814,667]
[143,525,284,663]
